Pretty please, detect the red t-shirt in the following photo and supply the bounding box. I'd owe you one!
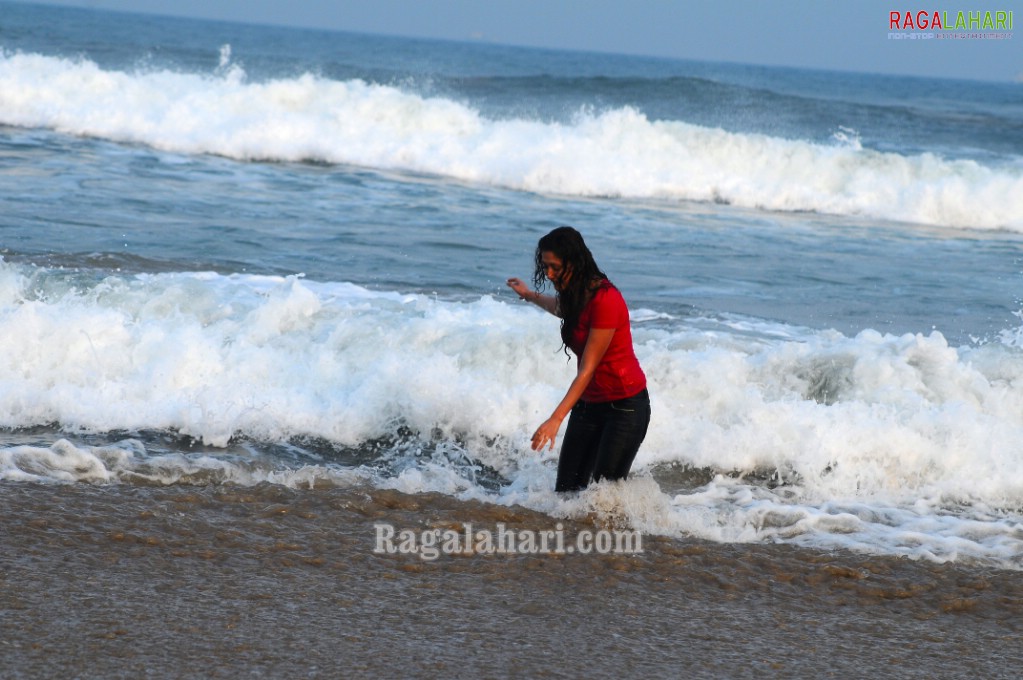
[567,280,647,402]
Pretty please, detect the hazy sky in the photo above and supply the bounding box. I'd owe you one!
[18,0,1023,82]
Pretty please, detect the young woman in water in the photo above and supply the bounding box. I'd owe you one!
[506,226,650,492]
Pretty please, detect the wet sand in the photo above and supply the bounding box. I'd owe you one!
[2,482,1021,679]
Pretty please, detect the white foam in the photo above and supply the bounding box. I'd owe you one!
[0,438,369,487]
[1,51,1021,230]
[4,260,1023,568]
[0,264,572,451]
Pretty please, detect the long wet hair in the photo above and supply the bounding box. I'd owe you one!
[532,226,607,351]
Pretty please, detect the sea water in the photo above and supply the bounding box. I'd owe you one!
[2,3,1023,675]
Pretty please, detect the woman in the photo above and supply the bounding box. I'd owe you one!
[506,226,650,492]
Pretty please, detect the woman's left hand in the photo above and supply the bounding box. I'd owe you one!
[531,416,563,451]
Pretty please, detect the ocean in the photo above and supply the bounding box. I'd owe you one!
[2,2,1023,677]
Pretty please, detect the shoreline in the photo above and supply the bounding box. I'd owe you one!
[2,482,1021,678]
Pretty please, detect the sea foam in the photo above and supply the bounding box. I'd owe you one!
[1,51,1021,230]
[4,261,1023,567]
[3,261,1023,507]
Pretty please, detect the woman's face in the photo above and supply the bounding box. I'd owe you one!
[541,251,571,291]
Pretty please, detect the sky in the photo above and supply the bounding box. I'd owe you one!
[16,0,1023,82]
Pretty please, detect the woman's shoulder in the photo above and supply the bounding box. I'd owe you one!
[588,279,628,316]
[591,278,621,301]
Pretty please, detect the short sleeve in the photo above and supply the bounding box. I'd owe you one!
[589,285,627,329]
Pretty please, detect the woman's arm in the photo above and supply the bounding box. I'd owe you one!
[531,326,615,451]
[506,277,558,316]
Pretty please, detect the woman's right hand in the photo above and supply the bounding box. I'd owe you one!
[506,277,532,301]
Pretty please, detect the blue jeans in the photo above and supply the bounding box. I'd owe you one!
[555,388,651,492]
